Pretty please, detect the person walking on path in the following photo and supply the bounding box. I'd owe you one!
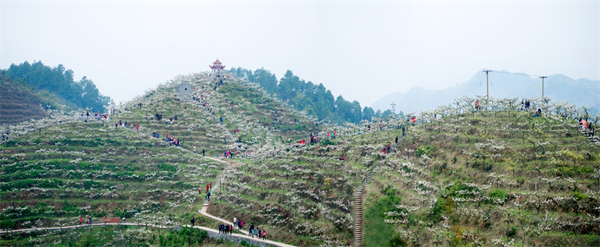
[249,224,254,237]
[202,149,205,156]
[194,146,196,154]
[79,216,82,225]
[261,229,266,240]
[233,217,237,229]
[191,216,195,226]
[210,182,212,189]
[229,224,233,234]
[198,186,201,194]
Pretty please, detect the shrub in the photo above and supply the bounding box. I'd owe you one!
[488,189,508,201]
[388,234,408,247]
[573,191,589,201]
[507,226,517,238]
[415,145,436,157]
[159,227,207,247]
[241,240,260,247]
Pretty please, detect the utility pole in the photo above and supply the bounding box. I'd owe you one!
[539,76,547,106]
[390,102,396,115]
[483,70,492,111]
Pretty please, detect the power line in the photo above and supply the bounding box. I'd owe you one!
[465,72,485,97]
[490,70,543,78]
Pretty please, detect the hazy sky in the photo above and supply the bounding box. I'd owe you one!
[2,1,599,106]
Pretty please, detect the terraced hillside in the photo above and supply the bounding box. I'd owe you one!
[207,79,318,144]
[0,71,48,124]
[0,72,328,246]
[361,101,600,246]
[3,68,599,247]
[116,73,321,155]
[207,123,392,246]
[0,121,226,233]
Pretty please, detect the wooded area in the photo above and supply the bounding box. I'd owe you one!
[229,67,402,124]
[5,61,112,112]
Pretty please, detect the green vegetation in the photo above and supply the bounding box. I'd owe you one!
[0,122,225,232]
[3,71,600,247]
[229,67,402,124]
[0,71,49,124]
[362,108,600,246]
[159,227,208,247]
[0,225,215,247]
[5,61,112,112]
[364,186,405,247]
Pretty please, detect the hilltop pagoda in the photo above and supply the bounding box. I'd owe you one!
[209,59,226,77]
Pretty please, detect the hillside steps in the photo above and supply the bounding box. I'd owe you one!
[578,129,600,147]
[196,102,235,143]
[353,135,403,247]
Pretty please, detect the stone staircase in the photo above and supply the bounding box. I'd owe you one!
[353,165,381,247]
[354,136,403,247]
[578,129,600,147]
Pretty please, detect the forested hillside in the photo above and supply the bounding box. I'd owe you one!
[229,67,399,125]
[5,61,112,112]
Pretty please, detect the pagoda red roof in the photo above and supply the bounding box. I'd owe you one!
[209,58,225,69]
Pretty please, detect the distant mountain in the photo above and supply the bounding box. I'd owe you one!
[371,92,406,112]
[372,70,600,114]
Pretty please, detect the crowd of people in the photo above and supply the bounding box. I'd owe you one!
[79,216,93,225]
[198,182,212,201]
[218,223,233,234]
[152,131,183,147]
[80,111,108,120]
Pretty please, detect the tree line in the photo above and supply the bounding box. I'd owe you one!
[229,67,402,124]
[4,61,112,112]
